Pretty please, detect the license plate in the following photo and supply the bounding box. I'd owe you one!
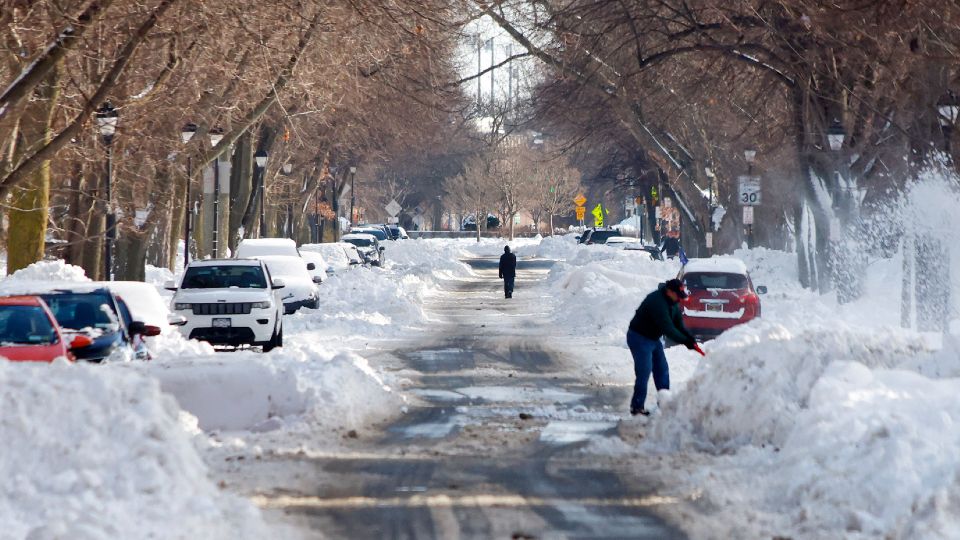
[212,318,231,328]
[704,303,723,312]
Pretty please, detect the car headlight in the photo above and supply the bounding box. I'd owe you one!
[174,302,192,311]
[252,301,272,309]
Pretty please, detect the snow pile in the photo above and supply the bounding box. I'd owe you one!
[285,267,428,339]
[651,320,930,451]
[0,260,89,293]
[0,361,266,539]
[537,240,679,342]
[138,341,402,435]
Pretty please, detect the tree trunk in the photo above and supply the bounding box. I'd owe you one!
[228,131,252,252]
[64,159,88,268]
[82,208,104,280]
[114,230,147,281]
[6,64,59,274]
[168,165,187,270]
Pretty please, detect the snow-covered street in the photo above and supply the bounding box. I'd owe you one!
[2,233,960,539]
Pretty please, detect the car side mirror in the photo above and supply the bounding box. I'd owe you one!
[756,285,768,295]
[272,278,286,289]
[312,276,323,284]
[69,335,93,350]
[164,280,178,291]
[167,314,188,326]
[306,262,316,271]
[127,321,148,335]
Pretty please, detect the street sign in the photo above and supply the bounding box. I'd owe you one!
[387,217,400,224]
[575,206,585,220]
[591,204,604,227]
[574,193,587,207]
[743,206,754,225]
[385,199,402,217]
[738,175,762,206]
[663,197,672,208]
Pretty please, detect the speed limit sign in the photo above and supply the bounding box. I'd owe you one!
[738,175,762,206]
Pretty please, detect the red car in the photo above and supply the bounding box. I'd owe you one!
[678,258,767,340]
[0,296,91,362]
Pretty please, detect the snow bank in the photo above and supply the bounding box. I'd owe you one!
[6,260,90,283]
[651,320,930,451]
[138,342,402,435]
[0,361,266,539]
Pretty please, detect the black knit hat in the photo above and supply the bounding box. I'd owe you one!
[664,278,688,299]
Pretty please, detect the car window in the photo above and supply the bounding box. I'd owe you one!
[345,237,373,247]
[39,292,120,332]
[683,272,748,290]
[0,305,58,345]
[182,265,267,289]
[262,257,311,279]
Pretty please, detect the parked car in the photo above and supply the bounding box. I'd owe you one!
[258,255,321,313]
[98,280,174,360]
[677,257,767,340]
[36,286,153,362]
[577,227,623,245]
[342,233,385,266]
[301,242,362,274]
[166,259,285,350]
[300,250,328,283]
[387,225,409,240]
[235,238,300,258]
[604,236,641,247]
[0,295,92,362]
[351,226,389,242]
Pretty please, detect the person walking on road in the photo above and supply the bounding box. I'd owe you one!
[660,230,681,259]
[499,246,517,298]
[626,279,701,416]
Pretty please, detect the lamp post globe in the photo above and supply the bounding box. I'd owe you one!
[255,149,268,168]
[937,92,960,126]
[208,126,224,147]
[180,122,197,145]
[827,119,845,152]
[95,102,118,144]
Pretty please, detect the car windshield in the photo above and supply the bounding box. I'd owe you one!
[0,305,57,345]
[39,292,120,332]
[345,237,374,248]
[182,265,267,289]
[589,230,621,242]
[684,272,748,290]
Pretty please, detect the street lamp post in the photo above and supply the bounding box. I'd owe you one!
[95,103,118,280]
[209,127,224,257]
[704,163,716,254]
[349,166,357,227]
[180,123,197,269]
[255,150,268,237]
[282,163,292,238]
[937,92,960,162]
[743,149,757,248]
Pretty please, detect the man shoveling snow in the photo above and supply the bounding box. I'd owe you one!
[626,279,703,416]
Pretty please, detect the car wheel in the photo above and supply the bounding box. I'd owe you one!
[262,323,280,352]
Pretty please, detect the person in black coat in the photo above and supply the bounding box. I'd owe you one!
[498,246,517,298]
[626,279,698,416]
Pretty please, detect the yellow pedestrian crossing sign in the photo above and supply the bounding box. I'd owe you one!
[591,203,605,227]
[574,193,587,207]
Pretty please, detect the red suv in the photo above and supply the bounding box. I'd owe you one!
[677,258,767,340]
[0,296,92,362]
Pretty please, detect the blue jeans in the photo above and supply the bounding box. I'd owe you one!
[503,276,515,297]
[627,330,669,411]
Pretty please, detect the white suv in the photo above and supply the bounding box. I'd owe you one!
[165,259,285,351]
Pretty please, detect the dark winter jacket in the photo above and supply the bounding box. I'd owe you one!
[660,236,681,257]
[628,285,695,345]
[499,252,517,279]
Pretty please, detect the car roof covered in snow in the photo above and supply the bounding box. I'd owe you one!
[682,257,749,275]
[341,233,377,241]
[188,258,264,267]
[604,236,641,243]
